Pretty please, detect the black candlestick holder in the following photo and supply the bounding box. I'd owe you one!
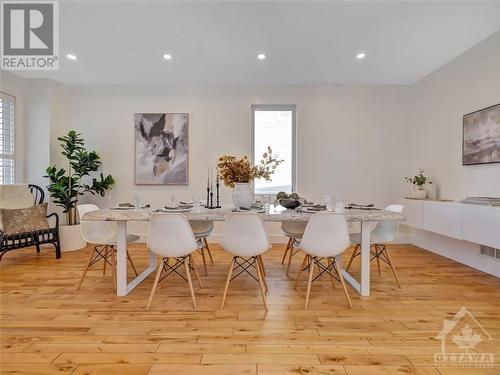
[216,182,221,208]
[209,191,215,209]
[205,187,210,208]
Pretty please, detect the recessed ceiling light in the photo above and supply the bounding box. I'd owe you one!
[66,53,77,60]
[163,54,173,60]
[257,53,266,60]
[356,52,366,60]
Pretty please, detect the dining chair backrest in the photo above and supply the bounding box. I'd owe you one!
[370,204,404,244]
[299,212,350,258]
[148,213,198,258]
[77,204,115,244]
[220,212,270,257]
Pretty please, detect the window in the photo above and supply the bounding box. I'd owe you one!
[252,104,296,195]
[0,92,15,184]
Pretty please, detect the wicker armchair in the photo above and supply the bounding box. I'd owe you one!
[0,184,61,262]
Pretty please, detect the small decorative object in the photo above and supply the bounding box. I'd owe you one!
[135,113,189,184]
[276,191,303,209]
[426,178,438,200]
[405,169,427,199]
[45,131,114,251]
[463,103,500,165]
[218,147,283,209]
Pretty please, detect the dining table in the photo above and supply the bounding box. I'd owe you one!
[82,205,405,297]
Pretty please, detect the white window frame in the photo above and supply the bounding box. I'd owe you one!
[251,104,297,195]
[0,92,16,184]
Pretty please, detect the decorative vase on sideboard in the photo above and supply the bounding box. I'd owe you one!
[232,183,255,209]
[412,186,427,199]
[59,224,86,252]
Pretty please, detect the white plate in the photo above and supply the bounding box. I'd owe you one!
[301,207,326,213]
[161,207,193,213]
[111,206,135,210]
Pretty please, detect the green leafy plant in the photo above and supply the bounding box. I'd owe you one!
[405,168,427,188]
[45,131,115,225]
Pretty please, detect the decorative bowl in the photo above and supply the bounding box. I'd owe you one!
[279,198,302,209]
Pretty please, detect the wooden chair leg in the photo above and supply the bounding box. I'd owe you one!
[146,258,163,310]
[257,254,267,276]
[286,243,296,277]
[184,257,197,308]
[159,258,169,288]
[200,247,208,276]
[281,238,292,264]
[257,255,268,293]
[102,246,108,275]
[255,257,268,311]
[189,255,203,289]
[204,238,214,264]
[77,246,97,290]
[220,257,235,310]
[335,259,352,308]
[383,245,401,288]
[111,249,117,291]
[127,250,139,276]
[327,258,336,289]
[346,244,359,272]
[304,256,315,310]
[294,255,308,290]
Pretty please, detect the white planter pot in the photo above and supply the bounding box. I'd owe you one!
[412,187,427,199]
[232,183,255,209]
[59,224,86,252]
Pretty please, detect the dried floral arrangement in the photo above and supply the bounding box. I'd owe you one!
[218,146,283,188]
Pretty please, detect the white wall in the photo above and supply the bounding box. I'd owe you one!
[409,31,500,200]
[55,84,410,236]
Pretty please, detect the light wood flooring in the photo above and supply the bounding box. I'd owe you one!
[1,243,499,375]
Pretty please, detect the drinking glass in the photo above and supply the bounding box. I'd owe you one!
[133,194,141,210]
[335,193,344,213]
[321,194,332,211]
[192,196,200,211]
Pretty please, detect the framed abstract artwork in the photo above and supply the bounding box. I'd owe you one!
[462,103,500,165]
[134,113,189,184]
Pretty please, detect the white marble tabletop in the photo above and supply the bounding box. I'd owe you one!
[82,205,405,223]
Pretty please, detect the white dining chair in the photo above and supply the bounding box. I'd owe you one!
[294,212,352,309]
[189,220,214,275]
[77,204,139,290]
[147,213,203,310]
[281,222,307,277]
[219,212,270,311]
[346,204,403,288]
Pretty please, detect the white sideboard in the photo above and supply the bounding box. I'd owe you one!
[399,198,500,248]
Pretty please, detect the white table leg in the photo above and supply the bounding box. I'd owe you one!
[115,220,157,297]
[116,221,128,296]
[342,221,372,297]
[359,221,371,296]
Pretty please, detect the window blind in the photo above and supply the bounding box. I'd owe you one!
[252,105,296,195]
[0,92,15,184]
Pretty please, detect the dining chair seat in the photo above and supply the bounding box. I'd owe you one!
[147,213,203,310]
[77,204,139,291]
[189,220,214,275]
[294,212,352,309]
[280,221,307,277]
[220,212,270,311]
[346,204,403,288]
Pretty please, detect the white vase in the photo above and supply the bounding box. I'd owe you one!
[59,224,86,252]
[412,186,427,199]
[232,183,255,209]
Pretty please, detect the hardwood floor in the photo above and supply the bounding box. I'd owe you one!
[1,243,499,374]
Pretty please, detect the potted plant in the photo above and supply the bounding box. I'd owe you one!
[218,147,283,208]
[405,169,427,199]
[45,131,115,251]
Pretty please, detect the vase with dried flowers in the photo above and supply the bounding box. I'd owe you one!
[218,146,283,208]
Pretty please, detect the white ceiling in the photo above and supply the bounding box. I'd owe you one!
[13,1,500,86]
